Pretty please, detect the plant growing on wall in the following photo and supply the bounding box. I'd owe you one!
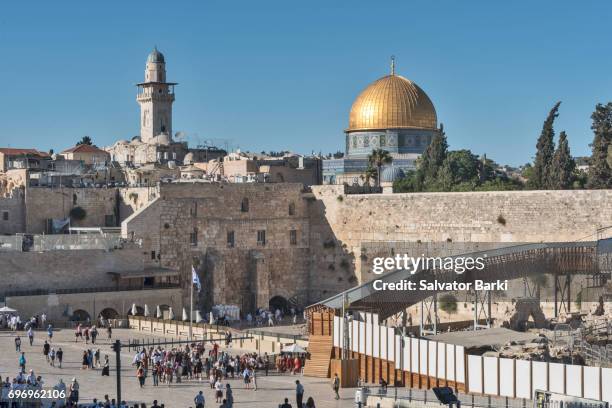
[439,293,458,319]
[69,206,87,220]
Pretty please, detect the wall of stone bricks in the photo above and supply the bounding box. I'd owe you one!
[24,187,119,233]
[0,188,25,234]
[124,183,347,312]
[0,248,144,295]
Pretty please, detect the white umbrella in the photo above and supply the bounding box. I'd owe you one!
[182,307,188,321]
[144,304,150,317]
[281,344,307,354]
[0,306,17,314]
[131,303,138,316]
[156,305,162,319]
[168,307,175,320]
[195,310,204,323]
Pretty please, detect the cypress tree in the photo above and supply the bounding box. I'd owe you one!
[550,131,575,189]
[531,102,561,189]
[417,126,448,189]
[587,103,612,188]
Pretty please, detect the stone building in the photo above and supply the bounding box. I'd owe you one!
[323,58,442,185]
[60,144,110,165]
[122,183,317,313]
[105,48,225,167]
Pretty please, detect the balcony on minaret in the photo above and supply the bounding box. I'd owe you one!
[136,83,176,100]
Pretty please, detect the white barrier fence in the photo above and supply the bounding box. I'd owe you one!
[333,313,612,404]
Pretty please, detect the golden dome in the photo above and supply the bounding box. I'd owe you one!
[348,73,437,132]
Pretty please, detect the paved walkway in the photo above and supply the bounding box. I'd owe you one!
[0,328,356,407]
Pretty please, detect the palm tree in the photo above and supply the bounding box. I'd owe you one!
[368,149,393,186]
[364,166,377,186]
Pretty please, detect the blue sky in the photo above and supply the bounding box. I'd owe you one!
[1,1,610,165]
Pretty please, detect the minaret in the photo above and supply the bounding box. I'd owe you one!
[136,47,177,144]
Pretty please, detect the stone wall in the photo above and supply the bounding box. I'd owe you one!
[0,187,25,234]
[0,248,144,295]
[123,183,345,313]
[24,187,119,233]
[310,186,612,283]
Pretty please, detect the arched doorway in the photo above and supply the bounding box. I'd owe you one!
[71,309,91,322]
[269,296,289,313]
[99,308,119,320]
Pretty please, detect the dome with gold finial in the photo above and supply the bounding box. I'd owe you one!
[347,59,437,132]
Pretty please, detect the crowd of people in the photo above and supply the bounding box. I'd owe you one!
[0,308,333,408]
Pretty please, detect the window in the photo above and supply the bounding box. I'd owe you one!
[288,202,295,216]
[2,211,8,221]
[190,228,198,246]
[73,194,77,205]
[241,197,249,212]
[290,230,297,246]
[257,230,266,246]
[227,231,235,248]
[190,202,197,217]
[151,251,156,260]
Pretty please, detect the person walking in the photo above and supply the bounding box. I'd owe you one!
[47,324,53,340]
[43,341,50,362]
[136,365,145,388]
[56,347,63,368]
[27,327,34,346]
[225,384,233,408]
[14,336,21,352]
[18,352,26,371]
[264,353,269,376]
[68,378,79,405]
[295,380,304,408]
[91,326,98,344]
[214,378,223,403]
[102,355,110,376]
[332,373,340,400]
[49,347,56,367]
[152,362,159,386]
[194,390,205,408]
[107,325,112,340]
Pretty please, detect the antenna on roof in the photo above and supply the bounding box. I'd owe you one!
[390,55,396,75]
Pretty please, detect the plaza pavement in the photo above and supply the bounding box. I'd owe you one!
[0,328,358,408]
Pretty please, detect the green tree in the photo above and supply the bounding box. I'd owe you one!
[367,149,392,186]
[439,294,458,319]
[416,129,448,189]
[550,131,575,189]
[587,103,612,188]
[530,102,561,189]
[77,136,93,146]
[364,165,378,186]
[437,150,480,190]
[393,170,417,192]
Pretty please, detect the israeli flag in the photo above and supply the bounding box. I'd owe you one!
[192,266,201,292]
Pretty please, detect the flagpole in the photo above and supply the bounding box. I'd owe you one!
[189,271,193,341]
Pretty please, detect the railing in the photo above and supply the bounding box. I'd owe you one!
[3,283,180,298]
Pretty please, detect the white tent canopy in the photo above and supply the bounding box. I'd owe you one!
[0,306,17,314]
[281,344,307,354]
